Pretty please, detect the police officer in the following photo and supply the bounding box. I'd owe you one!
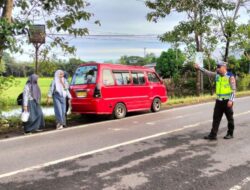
[195,61,236,140]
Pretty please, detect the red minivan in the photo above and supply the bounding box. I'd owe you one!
[70,63,167,119]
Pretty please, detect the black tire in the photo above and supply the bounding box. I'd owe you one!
[113,103,127,119]
[151,98,161,112]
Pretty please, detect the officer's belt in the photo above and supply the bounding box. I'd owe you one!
[216,98,229,101]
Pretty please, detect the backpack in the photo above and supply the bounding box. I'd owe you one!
[17,93,23,105]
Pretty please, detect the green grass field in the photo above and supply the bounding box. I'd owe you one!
[0,77,53,107]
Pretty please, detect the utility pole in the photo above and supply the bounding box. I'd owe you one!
[29,25,46,74]
[34,43,42,74]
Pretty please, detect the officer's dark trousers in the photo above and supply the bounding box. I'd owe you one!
[210,99,234,137]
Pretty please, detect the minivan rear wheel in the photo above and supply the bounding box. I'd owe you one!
[151,98,161,112]
[113,103,127,119]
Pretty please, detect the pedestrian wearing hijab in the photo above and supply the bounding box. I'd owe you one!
[64,71,72,117]
[22,74,45,134]
[47,70,72,129]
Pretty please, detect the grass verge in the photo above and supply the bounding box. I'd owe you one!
[1,91,250,138]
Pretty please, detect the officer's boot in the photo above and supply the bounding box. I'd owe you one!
[204,133,217,140]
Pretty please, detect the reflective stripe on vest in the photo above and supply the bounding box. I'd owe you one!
[216,75,232,99]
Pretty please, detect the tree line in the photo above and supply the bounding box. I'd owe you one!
[1,46,250,97]
[1,52,84,77]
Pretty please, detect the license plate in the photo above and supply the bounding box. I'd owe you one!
[76,91,87,98]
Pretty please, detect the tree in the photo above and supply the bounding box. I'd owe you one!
[119,53,157,66]
[63,58,83,76]
[235,22,250,59]
[39,60,57,77]
[156,49,185,97]
[144,53,157,64]
[156,48,185,78]
[215,0,250,62]
[145,0,234,95]
[119,56,146,65]
[2,52,15,75]
[119,56,129,65]
[0,0,99,95]
[0,0,100,65]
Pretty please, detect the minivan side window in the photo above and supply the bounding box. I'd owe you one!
[113,71,131,85]
[103,69,115,86]
[148,72,160,83]
[132,72,145,85]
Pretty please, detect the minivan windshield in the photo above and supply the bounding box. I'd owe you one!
[71,65,98,85]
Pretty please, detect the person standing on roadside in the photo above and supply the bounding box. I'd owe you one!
[22,74,45,134]
[64,71,72,126]
[194,61,236,140]
[47,70,72,130]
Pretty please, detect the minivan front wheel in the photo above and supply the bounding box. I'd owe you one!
[151,98,161,112]
[113,103,127,119]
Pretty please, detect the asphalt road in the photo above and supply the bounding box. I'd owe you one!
[0,97,250,190]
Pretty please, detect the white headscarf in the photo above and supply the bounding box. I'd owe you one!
[54,70,67,97]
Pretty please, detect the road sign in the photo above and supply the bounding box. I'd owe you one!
[195,52,204,68]
[29,25,45,44]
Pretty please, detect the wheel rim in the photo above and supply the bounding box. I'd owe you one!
[116,106,124,116]
[154,99,160,110]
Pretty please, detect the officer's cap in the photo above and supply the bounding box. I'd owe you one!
[216,61,227,67]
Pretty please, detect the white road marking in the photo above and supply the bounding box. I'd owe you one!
[0,120,209,179]
[235,110,250,116]
[108,128,124,131]
[146,122,155,125]
[175,116,184,119]
[0,110,249,179]
[229,177,250,190]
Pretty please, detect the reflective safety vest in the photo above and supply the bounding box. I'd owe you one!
[216,74,232,99]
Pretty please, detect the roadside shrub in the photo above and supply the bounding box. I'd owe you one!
[164,77,196,97]
[237,74,250,91]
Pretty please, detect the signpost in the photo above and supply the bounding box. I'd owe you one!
[195,52,204,68]
[29,25,46,74]
[195,52,204,94]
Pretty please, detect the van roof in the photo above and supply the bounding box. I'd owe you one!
[79,62,155,72]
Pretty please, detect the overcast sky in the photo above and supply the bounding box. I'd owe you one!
[16,0,249,62]
[16,0,183,62]
[71,0,184,62]
[86,0,183,35]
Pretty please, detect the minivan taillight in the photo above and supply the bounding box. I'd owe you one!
[93,84,101,98]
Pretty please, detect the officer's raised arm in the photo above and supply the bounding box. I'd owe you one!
[194,63,216,78]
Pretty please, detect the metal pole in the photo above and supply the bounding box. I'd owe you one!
[34,43,41,74]
[196,70,201,96]
[200,72,204,94]
[35,43,38,74]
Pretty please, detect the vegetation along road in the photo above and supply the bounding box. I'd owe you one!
[0,96,250,190]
